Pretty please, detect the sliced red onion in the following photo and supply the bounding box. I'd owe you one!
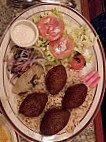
[33,46,45,58]
[6,46,50,84]
[10,74,18,85]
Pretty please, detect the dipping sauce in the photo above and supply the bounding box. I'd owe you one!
[10,20,39,47]
[13,23,35,45]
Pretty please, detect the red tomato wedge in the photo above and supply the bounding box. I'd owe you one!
[37,16,65,41]
[69,53,86,70]
[49,35,74,59]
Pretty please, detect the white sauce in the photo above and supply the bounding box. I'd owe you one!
[13,24,35,45]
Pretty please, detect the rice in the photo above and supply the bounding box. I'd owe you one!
[16,66,95,134]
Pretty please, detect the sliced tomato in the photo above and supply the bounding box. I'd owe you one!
[37,16,65,41]
[69,52,86,70]
[49,35,74,59]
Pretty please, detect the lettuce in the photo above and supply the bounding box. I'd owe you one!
[33,8,95,65]
[35,36,76,66]
[51,8,63,20]
[32,16,40,24]
[85,54,94,62]
[67,24,95,49]
[35,36,61,65]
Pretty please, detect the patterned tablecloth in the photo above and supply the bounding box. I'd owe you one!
[0,0,96,141]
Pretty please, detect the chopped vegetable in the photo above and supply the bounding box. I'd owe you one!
[81,70,100,87]
[36,36,61,65]
[69,25,96,50]
[6,45,49,84]
[37,15,65,41]
[85,54,94,62]
[6,8,97,85]
[33,16,41,24]
[49,35,74,59]
[69,52,86,70]
[51,8,63,20]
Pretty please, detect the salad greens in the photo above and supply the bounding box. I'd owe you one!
[33,8,95,65]
[85,54,94,62]
[36,36,61,65]
[35,36,76,66]
[51,8,63,20]
[33,8,63,24]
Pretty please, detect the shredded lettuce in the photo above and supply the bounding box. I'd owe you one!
[35,36,76,66]
[32,12,49,24]
[32,16,40,24]
[63,15,96,50]
[36,36,49,47]
[35,36,61,65]
[33,8,96,65]
[65,23,96,50]
[33,8,63,24]
[50,8,63,20]
[85,54,94,62]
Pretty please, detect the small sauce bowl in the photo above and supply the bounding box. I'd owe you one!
[10,19,39,48]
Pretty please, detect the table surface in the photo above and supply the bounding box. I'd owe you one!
[0,0,101,141]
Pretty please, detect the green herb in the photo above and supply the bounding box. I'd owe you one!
[51,8,63,20]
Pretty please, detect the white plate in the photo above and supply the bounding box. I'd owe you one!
[0,3,105,142]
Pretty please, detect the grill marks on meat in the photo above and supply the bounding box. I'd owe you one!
[40,108,70,136]
[62,84,87,109]
[45,65,67,95]
[19,93,48,117]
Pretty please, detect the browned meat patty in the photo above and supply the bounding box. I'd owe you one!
[62,84,87,109]
[40,108,70,136]
[45,65,67,95]
[19,93,48,117]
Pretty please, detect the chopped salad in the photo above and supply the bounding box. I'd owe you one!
[6,8,99,88]
[4,7,101,137]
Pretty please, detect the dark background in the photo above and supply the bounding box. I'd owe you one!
[91,12,106,142]
[88,0,106,141]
